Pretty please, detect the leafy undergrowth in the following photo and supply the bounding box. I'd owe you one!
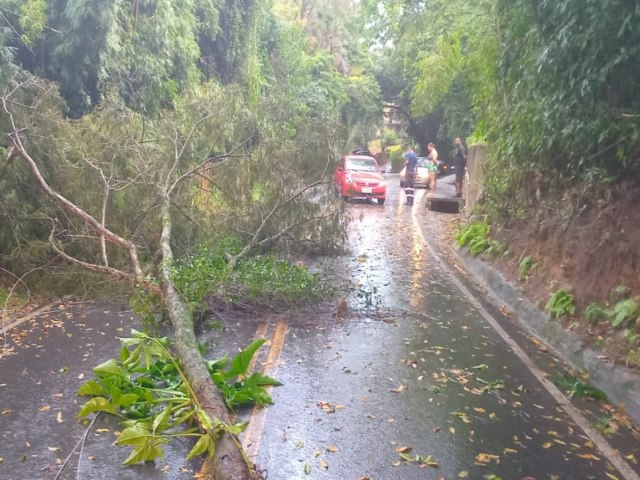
[172,237,329,313]
[475,182,640,368]
[130,237,330,327]
[77,330,279,465]
[456,222,505,257]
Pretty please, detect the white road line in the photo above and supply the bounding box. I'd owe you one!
[411,207,640,480]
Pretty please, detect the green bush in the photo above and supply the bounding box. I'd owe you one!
[171,236,326,309]
[545,290,575,319]
[381,129,399,147]
[608,298,638,328]
[584,302,607,324]
[388,145,404,173]
[455,222,504,257]
[518,255,535,280]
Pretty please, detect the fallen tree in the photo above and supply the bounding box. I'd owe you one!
[2,76,343,479]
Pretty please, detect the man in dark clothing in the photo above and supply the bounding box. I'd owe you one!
[454,137,467,198]
[404,146,418,206]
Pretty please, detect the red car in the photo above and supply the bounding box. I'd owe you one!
[335,154,386,204]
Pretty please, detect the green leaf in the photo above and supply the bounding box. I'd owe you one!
[77,380,106,397]
[77,397,117,419]
[119,345,131,363]
[207,354,230,373]
[118,393,139,408]
[172,407,195,427]
[131,329,149,339]
[94,358,125,377]
[152,406,172,434]
[225,338,267,379]
[609,299,638,328]
[195,406,213,431]
[122,442,164,466]
[186,434,213,460]
[109,385,123,406]
[223,421,248,435]
[115,423,152,446]
[243,372,282,387]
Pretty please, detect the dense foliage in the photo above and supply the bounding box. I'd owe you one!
[171,236,327,311]
[77,331,280,465]
[365,0,640,202]
[0,0,382,294]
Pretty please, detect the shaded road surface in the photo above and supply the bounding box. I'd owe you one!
[1,174,639,480]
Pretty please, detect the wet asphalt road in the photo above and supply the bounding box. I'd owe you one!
[1,175,639,480]
[247,177,639,480]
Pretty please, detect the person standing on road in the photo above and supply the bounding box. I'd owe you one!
[454,137,467,197]
[426,143,438,192]
[404,145,418,206]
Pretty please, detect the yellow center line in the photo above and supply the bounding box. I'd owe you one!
[241,321,288,458]
[196,321,287,478]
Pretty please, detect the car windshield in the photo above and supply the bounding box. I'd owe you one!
[416,157,429,168]
[345,157,378,172]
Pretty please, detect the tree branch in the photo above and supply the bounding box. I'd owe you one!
[228,150,334,268]
[2,90,146,284]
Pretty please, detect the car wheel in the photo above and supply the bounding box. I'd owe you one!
[378,198,386,205]
[342,196,349,203]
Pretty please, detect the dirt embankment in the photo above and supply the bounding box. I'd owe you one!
[490,182,640,366]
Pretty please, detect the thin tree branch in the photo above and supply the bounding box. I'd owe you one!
[228,150,334,267]
[2,90,146,283]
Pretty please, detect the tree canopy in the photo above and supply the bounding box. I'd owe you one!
[364,0,640,193]
[0,0,382,282]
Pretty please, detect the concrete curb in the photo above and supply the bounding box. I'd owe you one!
[451,246,640,425]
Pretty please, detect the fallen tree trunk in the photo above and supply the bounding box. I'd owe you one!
[3,91,251,479]
[160,197,250,479]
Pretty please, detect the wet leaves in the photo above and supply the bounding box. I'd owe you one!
[317,401,346,413]
[475,453,500,465]
[452,411,472,424]
[395,449,439,468]
[576,453,600,461]
[391,383,407,393]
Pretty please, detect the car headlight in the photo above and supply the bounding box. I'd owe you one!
[378,180,386,187]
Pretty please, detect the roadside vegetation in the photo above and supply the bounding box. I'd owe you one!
[364,0,640,367]
[2,0,640,476]
[0,1,378,477]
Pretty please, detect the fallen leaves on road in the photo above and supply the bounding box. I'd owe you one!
[317,401,346,413]
[395,449,439,468]
[475,452,500,465]
[391,383,407,393]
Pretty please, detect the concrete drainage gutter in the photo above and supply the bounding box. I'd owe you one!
[453,247,640,426]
